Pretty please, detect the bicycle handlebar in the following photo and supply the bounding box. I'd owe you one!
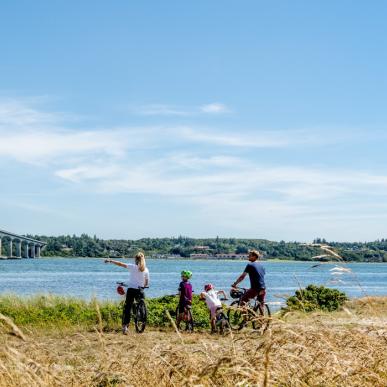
[231,286,247,291]
[116,282,149,289]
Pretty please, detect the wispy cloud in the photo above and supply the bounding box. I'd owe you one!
[178,127,296,147]
[1,100,386,199]
[134,102,231,116]
[51,151,387,204]
[0,129,130,164]
[51,156,387,240]
[0,99,60,127]
[200,103,230,114]
[2,98,387,240]
[0,100,336,167]
[55,164,122,183]
[135,104,191,116]
[0,124,338,171]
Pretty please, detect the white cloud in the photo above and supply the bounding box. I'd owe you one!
[178,127,295,147]
[133,102,230,116]
[166,154,244,170]
[1,99,387,204]
[200,103,230,114]
[0,129,130,164]
[135,104,191,116]
[0,99,60,127]
[55,164,122,183]
[52,154,387,206]
[0,124,331,171]
[2,97,387,240]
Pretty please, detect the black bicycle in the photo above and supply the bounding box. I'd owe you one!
[227,287,271,332]
[117,282,148,333]
[214,306,231,335]
[175,304,194,332]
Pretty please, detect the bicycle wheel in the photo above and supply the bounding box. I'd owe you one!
[251,303,271,332]
[175,306,181,329]
[134,300,147,333]
[121,301,128,326]
[216,311,231,335]
[185,308,194,332]
[227,301,245,331]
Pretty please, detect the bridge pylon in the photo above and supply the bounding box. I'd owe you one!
[0,229,46,259]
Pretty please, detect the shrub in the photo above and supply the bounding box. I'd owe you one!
[285,285,348,312]
[147,294,210,328]
[0,294,211,329]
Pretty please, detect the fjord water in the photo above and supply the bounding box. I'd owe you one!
[0,258,386,307]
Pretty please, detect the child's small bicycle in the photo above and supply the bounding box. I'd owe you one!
[175,304,194,332]
[214,306,231,335]
[116,282,148,333]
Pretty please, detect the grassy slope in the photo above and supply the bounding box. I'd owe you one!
[0,297,386,386]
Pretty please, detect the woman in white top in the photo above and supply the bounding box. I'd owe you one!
[105,252,150,334]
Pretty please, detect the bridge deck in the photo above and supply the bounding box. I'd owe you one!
[0,229,46,259]
[0,229,46,245]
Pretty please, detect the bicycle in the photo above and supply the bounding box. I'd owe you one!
[227,287,271,332]
[175,303,194,332]
[116,282,149,333]
[213,306,231,335]
[199,293,231,335]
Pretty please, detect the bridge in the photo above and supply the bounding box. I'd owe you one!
[0,229,46,259]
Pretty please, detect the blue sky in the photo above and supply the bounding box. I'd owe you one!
[1,1,387,241]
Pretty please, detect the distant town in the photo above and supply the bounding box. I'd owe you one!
[10,235,387,262]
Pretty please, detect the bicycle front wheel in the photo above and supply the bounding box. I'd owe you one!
[251,303,271,332]
[227,301,245,331]
[185,309,194,332]
[216,311,231,335]
[134,300,147,333]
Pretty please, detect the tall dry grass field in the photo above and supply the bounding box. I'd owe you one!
[0,297,386,386]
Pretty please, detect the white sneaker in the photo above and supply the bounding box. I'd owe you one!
[122,325,128,335]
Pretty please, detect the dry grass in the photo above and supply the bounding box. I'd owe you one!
[0,297,386,387]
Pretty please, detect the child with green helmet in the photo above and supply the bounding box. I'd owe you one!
[176,270,193,329]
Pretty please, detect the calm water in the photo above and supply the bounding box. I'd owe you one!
[0,258,386,308]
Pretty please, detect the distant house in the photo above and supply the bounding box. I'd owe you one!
[189,253,249,259]
[192,245,210,250]
[190,253,210,258]
[153,253,181,259]
[215,253,248,259]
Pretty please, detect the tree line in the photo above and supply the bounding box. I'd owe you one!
[25,234,387,262]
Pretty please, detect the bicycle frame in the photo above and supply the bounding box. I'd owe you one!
[233,287,263,308]
[116,282,149,333]
[228,287,271,332]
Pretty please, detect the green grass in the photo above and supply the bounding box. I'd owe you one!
[0,293,211,329]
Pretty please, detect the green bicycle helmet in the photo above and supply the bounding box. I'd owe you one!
[181,270,192,279]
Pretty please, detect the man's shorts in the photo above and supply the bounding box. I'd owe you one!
[240,288,266,305]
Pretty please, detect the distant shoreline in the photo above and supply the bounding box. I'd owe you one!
[16,235,387,263]
[8,256,387,264]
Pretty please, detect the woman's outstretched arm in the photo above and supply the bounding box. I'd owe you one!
[104,259,128,268]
